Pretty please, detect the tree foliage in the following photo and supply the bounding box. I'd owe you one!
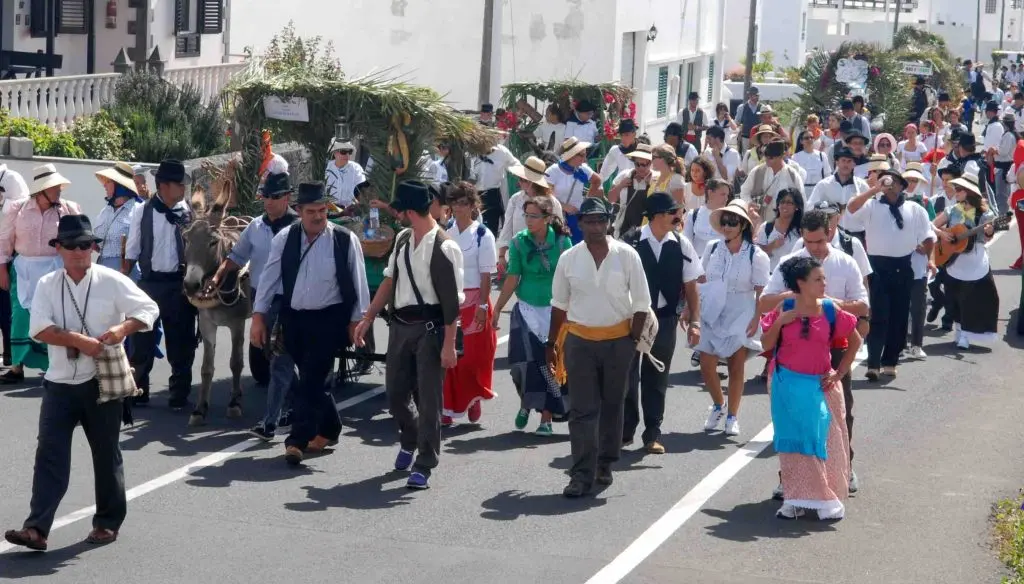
[248,21,343,81]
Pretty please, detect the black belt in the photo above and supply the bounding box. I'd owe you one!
[392,304,443,323]
[142,270,184,282]
[868,254,913,269]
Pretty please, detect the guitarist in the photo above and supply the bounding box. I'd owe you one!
[846,169,936,381]
[930,173,1001,350]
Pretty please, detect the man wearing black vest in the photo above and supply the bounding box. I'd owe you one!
[124,159,197,409]
[251,182,370,466]
[621,193,703,454]
[355,181,463,490]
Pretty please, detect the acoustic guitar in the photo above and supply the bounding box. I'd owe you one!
[933,213,1012,267]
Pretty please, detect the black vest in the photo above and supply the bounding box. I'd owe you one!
[628,231,688,318]
[388,228,460,326]
[280,224,357,318]
[620,171,648,235]
[139,198,187,280]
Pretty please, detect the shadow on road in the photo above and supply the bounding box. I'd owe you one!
[655,431,734,455]
[702,499,839,542]
[184,453,320,488]
[0,541,96,578]
[480,489,607,520]
[283,474,415,512]
[444,430,568,454]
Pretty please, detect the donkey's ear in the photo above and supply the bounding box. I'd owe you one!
[191,189,207,214]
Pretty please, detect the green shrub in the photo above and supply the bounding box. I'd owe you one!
[993,492,1024,584]
[70,111,133,160]
[0,115,85,159]
[105,71,228,162]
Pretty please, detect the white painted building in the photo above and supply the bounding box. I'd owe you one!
[229,0,727,138]
[0,0,230,76]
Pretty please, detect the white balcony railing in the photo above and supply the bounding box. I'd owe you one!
[0,62,247,131]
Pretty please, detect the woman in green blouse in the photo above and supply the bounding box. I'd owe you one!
[492,196,572,435]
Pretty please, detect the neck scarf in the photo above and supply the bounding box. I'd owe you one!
[523,228,557,272]
[152,194,188,226]
[619,142,637,155]
[882,193,906,229]
[956,202,978,224]
[264,208,298,235]
[558,161,589,184]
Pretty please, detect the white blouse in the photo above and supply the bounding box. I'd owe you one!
[700,239,771,294]
[683,204,720,259]
[754,222,802,271]
[447,219,497,290]
[898,140,928,165]
[792,150,832,186]
[534,122,566,153]
[545,163,594,210]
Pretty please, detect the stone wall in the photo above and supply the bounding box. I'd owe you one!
[185,142,312,213]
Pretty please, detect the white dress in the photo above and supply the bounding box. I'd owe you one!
[695,240,771,358]
[683,204,720,259]
[754,222,801,271]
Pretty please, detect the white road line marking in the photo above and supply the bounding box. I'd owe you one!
[0,336,511,553]
[587,226,1021,582]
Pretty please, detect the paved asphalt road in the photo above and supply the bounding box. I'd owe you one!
[0,231,1022,584]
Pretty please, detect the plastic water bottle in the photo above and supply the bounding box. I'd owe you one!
[367,207,380,239]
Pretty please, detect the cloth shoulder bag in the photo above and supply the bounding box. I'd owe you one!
[63,277,138,404]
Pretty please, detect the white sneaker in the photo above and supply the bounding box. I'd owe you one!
[704,404,726,431]
[849,469,859,494]
[956,336,970,350]
[776,503,805,520]
[724,415,740,436]
[907,346,927,360]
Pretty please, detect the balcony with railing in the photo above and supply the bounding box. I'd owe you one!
[810,0,918,10]
[0,61,246,130]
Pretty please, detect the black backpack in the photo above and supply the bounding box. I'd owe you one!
[836,229,855,257]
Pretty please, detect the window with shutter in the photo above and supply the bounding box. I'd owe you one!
[656,66,669,118]
[58,0,88,35]
[175,0,191,34]
[198,0,223,34]
[29,0,48,38]
[707,57,715,103]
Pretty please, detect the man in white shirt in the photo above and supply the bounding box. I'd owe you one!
[847,169,935,380]
[599,118,638,181]
[471,143,520,235]
[3,215,158,551]
[792,200,873,282]
[564,99,599,145]
[622,193,702,454]
[124,159,197,409]
[808,147,871,241]
[355,181,463,490]
[703,126,741,183]
[759,207,869,495]
[325,141,367,207]
[549,197,651,497]
[739,140,805,222]
[677,91,707,149]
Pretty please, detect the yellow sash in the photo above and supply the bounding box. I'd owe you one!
[553,320,631,384]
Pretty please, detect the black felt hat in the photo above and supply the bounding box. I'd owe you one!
[259,172,293,198]
[644,192,681,217]
[578,197,613,218]
[49,215,101,248]
[150,159,192,185]
[390,180,433,212]
[294,182,329,205]
[618,118,638,134]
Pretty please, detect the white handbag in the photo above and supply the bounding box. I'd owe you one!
[636,307,665,372]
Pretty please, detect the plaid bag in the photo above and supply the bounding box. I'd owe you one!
[63,278,139,404]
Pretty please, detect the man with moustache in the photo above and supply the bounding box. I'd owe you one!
[251,182,370,466]
[355,181,464,490]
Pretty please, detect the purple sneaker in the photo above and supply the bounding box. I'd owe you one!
[394,449,414,471]
[406,472,429,490]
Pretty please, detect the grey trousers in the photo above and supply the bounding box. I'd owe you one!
[385,322,445,477]
[564,334,636,484]
[25,379,126,538]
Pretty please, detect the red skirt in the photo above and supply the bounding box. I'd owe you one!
[442,288,497,418]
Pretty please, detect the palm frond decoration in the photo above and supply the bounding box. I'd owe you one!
[223,58,502,215]
[892,26,964,104]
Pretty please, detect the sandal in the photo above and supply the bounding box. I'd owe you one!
[85,527,118,545]
[4,527,48,551]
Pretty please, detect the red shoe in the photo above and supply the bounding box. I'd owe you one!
[1012,257,1023,270]
[468,402,482,423]
[441,415,454,427]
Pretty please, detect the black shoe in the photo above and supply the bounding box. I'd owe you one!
[926,304,941,324]
[277,410,292,429]
[940,321,953,332]
[563,479,592,498]
[248,424,275,442]
[596,465,613,486]
[0,369,24,384]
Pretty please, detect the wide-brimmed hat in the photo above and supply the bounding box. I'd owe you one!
[759,104,774,115]
[950,172,983,196]
[560,136,590,162]
[294,182,329,205]
[754,124,778,139]
[149,159,192,185]
[878,168,908,189]
[48,215,100,248]
[710,200,753,233]
[260,172,293,198]
[644,192,680,217]
[390,180,433,212]
[95,161,139,195]
[626,143,653,161]
[508,156,552,188]
[329,139,356,154]
[902,162,927,183]
[865,154,891,172]
[578,197,614,219]
[30,163,71,195]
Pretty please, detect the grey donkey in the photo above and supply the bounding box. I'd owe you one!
[181,189,253,427]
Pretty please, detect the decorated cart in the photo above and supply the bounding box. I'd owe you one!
[498,81,636,189]
[223,60,499,379]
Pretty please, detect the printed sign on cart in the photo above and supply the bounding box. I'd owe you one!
[900,62,934,77]
[263,97,310,123]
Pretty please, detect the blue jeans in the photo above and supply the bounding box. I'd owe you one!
[260,291,297,428]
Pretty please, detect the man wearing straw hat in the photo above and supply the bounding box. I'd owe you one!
[739,139,804,223]
[607,143,655,237]
[847,168,935,381]
[0,163,83,384]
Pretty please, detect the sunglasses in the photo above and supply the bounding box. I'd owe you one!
[338,149,354,155]
[719,216,743,227]
[800,317,811,339]
[634,161,651,168]
[523,212,546,220]
[61,242,93,251]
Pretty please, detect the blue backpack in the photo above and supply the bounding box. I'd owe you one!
[781,297,836,341]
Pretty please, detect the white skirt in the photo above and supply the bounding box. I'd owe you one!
[694,289,763,359]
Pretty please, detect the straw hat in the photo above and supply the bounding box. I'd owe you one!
[29,163,70,195]
[950,172,982,196]
[754,124,778,139]
[329,139,356,154]
[95,161,139,195]
[508,156,552,189]
[560,136,591,162]
[901,162,927,184]
[865,154,891,173]
[710,199,754,233]
[625,143,653,161]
